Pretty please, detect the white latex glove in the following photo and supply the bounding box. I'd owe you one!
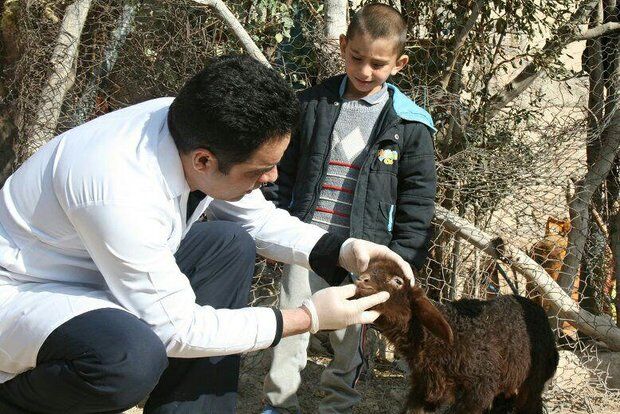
[338,238,415,286]
[302,285,389,334]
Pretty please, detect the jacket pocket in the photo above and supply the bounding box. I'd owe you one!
[378,202,396,231]
[371,202,395,245]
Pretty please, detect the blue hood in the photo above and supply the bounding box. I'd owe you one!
[387,83,436,132]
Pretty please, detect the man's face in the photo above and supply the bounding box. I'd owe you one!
[183,134,290,202]
[339,32,408,100]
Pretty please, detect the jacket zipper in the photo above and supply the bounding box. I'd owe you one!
[303,99,343,222]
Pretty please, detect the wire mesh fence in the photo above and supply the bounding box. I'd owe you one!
[1,0,620,412]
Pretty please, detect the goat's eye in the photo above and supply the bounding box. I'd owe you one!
[391,277,404,288]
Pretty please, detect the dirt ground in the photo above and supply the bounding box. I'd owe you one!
[124,348,620,414]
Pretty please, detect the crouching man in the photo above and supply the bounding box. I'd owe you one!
[0,55,413,414]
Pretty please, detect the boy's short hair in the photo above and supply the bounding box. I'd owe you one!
[168,54,298,173]
[346,3,407,55]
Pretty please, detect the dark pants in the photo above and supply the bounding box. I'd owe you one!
[0,221,256,414]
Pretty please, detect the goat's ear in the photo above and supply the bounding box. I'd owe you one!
[411,286,454,345]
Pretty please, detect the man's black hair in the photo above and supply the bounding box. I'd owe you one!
[168,54,298,173]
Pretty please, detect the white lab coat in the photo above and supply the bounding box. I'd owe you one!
[0,98,326,383]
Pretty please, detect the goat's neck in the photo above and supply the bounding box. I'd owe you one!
[378,314,426,363]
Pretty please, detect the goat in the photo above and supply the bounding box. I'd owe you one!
[355,260,559,414]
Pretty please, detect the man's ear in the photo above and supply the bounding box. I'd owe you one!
[411,286,454,345]
[192,148,218,173]
[391,54,409,76]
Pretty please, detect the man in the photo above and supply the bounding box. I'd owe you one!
[0,55,413,413]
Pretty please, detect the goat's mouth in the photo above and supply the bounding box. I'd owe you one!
[353,283,377,298]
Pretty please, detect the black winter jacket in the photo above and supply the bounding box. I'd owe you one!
[264,75,437,270]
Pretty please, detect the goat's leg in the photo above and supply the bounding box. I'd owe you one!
[488,393,517,414]
[401,389,426,414]
[402,388,443,414]
[402,408,426,414]
[514,393,544,414]
[446,405,486,414]
[514,374,547,413]
[445,388,495,414]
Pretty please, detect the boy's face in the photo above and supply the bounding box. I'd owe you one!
[339,32,408,100]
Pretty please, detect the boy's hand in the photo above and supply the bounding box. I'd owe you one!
[338,238,416,286]
[302,285,390,334]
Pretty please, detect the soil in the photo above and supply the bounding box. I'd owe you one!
[123,348,620,414]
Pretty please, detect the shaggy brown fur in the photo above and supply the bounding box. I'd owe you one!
[355,260,559,414]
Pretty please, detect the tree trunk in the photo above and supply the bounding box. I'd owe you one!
[603,0,620,324]
[580,2,605,316]
[66,1,138,127]
[559,106,620,293]
[319,0,347,79]
[0,0,18,185]
[609,185,620,326]
[324,0,347,43]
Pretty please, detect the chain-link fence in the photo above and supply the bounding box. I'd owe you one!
[2,0,620,413]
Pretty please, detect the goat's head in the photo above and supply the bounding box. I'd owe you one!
[355,259,454,345]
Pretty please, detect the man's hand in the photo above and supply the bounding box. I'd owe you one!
[338,238,415,286]
[301,285,389,334]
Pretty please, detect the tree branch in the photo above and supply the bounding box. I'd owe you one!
[435,205,620,351]
[439,0,483,89]
[574,21,620,41]
[483,0,600,121]
[21,0,92,160]
[192,0,270,67]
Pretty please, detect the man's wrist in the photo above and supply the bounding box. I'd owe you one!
[309,233,348,286]
[280,307,313,338]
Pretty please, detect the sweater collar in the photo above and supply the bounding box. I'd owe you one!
[338,76,389,105]
[328,74,436,132]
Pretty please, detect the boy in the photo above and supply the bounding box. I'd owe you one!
[261,4,437,414]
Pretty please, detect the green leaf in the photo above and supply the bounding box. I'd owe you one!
[275,33,284,43]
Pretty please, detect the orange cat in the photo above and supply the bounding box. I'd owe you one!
[527,217,577,309]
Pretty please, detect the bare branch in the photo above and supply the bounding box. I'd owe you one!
[439,0,483,89]
[21,0,92,160]
[435,206,620,351]
[192,0,270,67]
[574,21,620,41]
[483,0,600,121]
[591,206,610,239]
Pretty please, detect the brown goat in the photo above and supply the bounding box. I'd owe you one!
[355,260,559,414]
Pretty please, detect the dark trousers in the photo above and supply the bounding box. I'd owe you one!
[0,221,256,414]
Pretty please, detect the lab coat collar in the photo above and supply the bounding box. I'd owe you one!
[157,118,191,199]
